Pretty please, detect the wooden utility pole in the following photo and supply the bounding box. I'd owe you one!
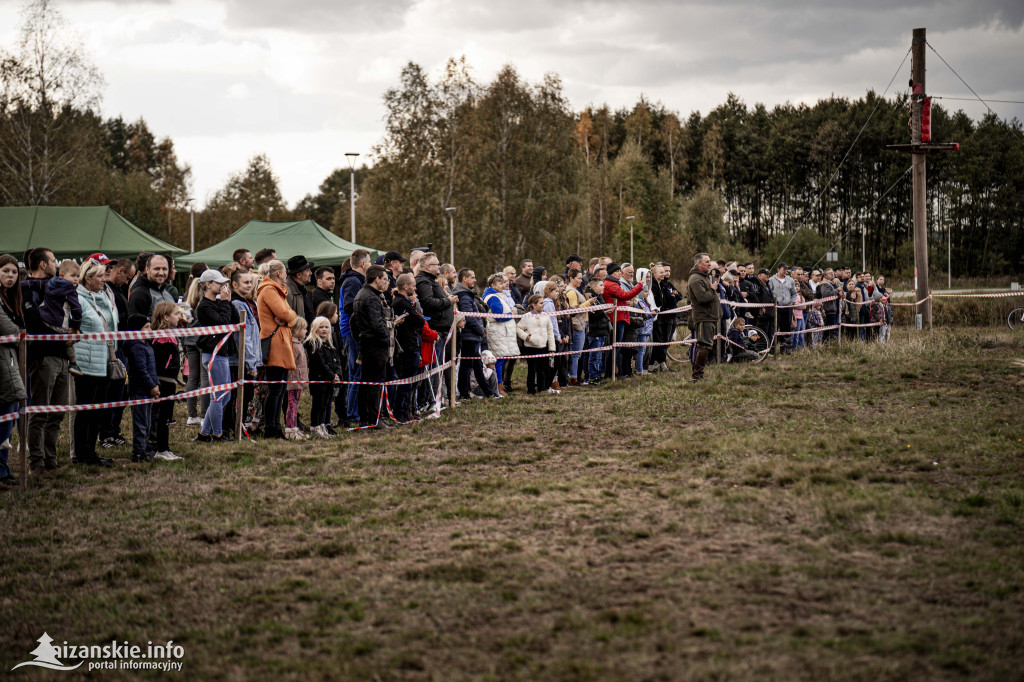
[911,28,931,330]
[886,27,958,331]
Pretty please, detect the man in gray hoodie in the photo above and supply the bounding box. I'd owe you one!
[767,263,797,350]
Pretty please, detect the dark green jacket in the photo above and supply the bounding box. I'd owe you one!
[686,266,721,325]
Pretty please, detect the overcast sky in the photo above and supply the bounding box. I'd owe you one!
[1,0,1022,207]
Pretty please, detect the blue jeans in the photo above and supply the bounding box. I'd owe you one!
[587,336,606,382]
[793,318,806,348]
[343,333,361,422]
[569,329,586,378]
[636,333,651,371]
[0,401,18,478]
[131,400,152,456]
[201,353,232,436]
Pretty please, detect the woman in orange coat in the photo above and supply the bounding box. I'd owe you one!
[256,260,297,440]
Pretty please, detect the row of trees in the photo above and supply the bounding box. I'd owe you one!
[2,0,1022,278]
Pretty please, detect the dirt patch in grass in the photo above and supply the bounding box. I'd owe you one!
[1,328,1023,679]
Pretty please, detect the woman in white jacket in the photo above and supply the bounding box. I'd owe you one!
[482,273,519,395]
[516,294,557,395]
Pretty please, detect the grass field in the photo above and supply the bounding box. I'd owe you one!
[2,328,1023,680]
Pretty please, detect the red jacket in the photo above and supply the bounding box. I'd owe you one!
[420,321,440,367]
[603,277,645,325]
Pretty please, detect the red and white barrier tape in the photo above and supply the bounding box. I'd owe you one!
[13,381,240,417]
[460,303,613,319]
[613,339,695,348]
[0,322,244,344]
[459,346,613,361]
[837,321,885,328]
[931,291,1024,298]
[248,361,453,387]
[889,296,932,307]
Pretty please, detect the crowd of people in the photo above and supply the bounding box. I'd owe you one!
[0,244,894,487]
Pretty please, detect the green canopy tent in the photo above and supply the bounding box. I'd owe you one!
[175,220,378,268]
[0,206,187,261]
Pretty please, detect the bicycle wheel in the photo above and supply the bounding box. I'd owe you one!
[666,322,691,362]
[1008,307,1024,331]
[744,325,771,363]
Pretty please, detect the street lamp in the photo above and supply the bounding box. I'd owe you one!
[345,152,359,242]
[446,207,457,264]
[625,216,635,265]
[187,197,195,253]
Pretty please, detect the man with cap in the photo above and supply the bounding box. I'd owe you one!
[767,263,797,350]
[685,253,721,382]
[285,255,316,326]
[564,254,583,276]
[382,250,407,302]
[601,262,644,377]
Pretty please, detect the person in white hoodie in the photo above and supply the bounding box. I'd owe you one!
[515,294,557,395]
[633,268,658,373]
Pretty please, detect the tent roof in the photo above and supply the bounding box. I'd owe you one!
[0,206,187,261]
[175,220,378,268]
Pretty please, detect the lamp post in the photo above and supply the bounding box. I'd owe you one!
[345,152,359,242]
[446,207,457,265]
[625,216,635,265]
[187,197,195,253]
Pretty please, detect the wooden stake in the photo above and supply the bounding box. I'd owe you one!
[18,330,27,491]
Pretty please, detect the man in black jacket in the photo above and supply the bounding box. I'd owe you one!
[311,266,336,310]
[351,265,396,427]
[391,274,426,422]
[127,254,175,321]
[453,269,498,400]
[651,262,681,372]
[415,252,457,400]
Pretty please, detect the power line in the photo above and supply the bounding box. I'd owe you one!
[811,160,920,270]
[770,47,912,271]
[926,41,996,117]
[933,96,1024,105]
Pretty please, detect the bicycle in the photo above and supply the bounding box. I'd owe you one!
[1008,307,1024,331]
[672,324,772,364]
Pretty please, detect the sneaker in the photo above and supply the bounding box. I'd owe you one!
[0,475,18,488]
[186,416,202,426]
[0,438,11,450]
[194,433,212,443]
[111,435,128,447]
[325,424,338,436]
[547,388,561,395]
[68,363,84,377]
[152,451,179,461]
[131,453,153,463]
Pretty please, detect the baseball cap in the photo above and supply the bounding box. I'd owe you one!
[777,263,789,270]
[758,268,771,276]
[85,252,113,265]
[198,269,229,284]
[383,250,407,263]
